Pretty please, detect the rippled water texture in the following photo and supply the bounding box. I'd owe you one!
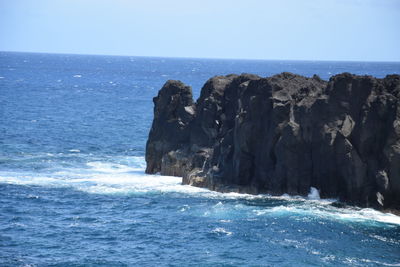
[1,52,400,266]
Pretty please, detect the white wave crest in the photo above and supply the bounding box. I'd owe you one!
[211,227,232,236]
[252,204,400,226]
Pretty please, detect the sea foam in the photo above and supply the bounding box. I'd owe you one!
[0,156,399,226]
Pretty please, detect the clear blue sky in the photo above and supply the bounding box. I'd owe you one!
[1,0,399,61]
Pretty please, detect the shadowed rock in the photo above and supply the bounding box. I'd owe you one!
[145,80,195,175]
[145,72,400,211]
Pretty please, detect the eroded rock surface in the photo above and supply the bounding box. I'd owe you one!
[145,72,400,210]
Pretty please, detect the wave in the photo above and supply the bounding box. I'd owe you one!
[211,227,233,236]
[0,156,210,195]
[251,204,400,226]
[0,156,399,226]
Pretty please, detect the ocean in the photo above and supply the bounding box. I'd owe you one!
[1,51,400,266]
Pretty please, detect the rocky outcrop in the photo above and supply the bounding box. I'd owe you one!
[145,72,400,211]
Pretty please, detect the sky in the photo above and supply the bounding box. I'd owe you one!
[0,0,399,61]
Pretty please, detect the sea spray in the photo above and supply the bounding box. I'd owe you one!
[308,187,321,200]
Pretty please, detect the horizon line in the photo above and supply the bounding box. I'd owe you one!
[1,50,400,64]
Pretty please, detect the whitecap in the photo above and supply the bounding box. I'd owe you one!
[86,161,143,173]
[211,227,232,236]
[361,258,400,266]
[73,74,82,78]
[252,203,400,226]
[334,208,400,225]
[179,205,190,212]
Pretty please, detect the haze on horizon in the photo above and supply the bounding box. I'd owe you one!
[0,0,399,62]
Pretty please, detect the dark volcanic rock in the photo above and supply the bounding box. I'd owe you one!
[145,80,195,175]
[145,72,400,211]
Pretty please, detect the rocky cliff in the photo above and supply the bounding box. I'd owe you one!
[145,72,400,211]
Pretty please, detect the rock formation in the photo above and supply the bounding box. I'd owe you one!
[145,72,400,211]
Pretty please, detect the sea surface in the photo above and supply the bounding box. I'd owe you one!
[1,51,400,266]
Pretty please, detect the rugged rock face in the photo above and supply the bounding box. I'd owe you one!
[145,72,400,211]
[145,80,195,176]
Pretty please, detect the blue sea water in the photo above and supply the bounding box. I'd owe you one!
[1,51,400,266]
